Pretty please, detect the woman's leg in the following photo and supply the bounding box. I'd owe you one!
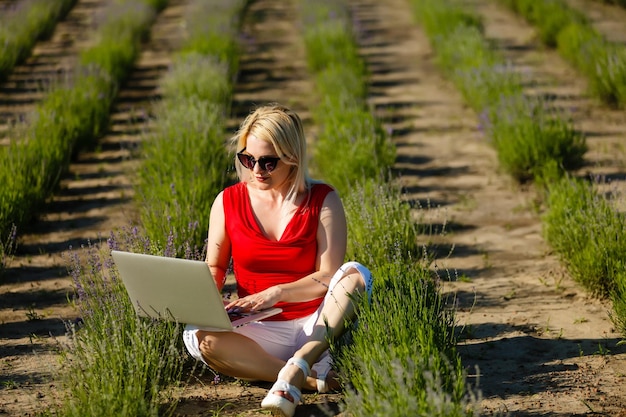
[184,317,341,391]
[195,330,286,381]
[265,263,371,402]
[195,330,339,390]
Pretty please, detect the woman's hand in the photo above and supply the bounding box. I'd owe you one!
[225,286,283,313]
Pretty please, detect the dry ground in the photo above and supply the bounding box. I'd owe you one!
[1,0,626,416]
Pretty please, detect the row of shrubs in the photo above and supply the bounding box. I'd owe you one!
[56,0,248,416]
[0,0,76,81]
[408,0,626,337]
[499,0,626,109]
[298,0,476,415]
[0,0,168,266]
[0,0,76,274]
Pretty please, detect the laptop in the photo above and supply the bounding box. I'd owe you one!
[111,250,282,330]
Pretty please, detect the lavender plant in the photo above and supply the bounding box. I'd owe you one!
[611,274,626,337]
[485,95,586,182]
[58,230,195,417]
[343,179,422,269]
[557,24,626,108]
[500,0,626,108]
[136,100,230,253]
[499,0,586,47]
[543,176,626,297]
[337,259,475,416]
[299,0,394,195]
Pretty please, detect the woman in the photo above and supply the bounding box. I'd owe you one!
[182,104,372,417]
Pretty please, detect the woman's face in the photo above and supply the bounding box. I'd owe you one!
[242,134,291,190]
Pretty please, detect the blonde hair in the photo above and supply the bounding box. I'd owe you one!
[232,104,313,204]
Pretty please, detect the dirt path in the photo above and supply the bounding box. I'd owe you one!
[2,0,626,416]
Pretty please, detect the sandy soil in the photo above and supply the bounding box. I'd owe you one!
[1,0,626,416]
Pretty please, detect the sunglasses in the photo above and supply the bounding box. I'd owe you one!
[237,148,281,172]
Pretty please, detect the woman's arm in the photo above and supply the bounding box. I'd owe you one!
[237,190,347,311]
[278,190,347,299]
[206,191,232,292]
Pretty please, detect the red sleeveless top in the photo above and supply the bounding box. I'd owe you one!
[223,182,334,320]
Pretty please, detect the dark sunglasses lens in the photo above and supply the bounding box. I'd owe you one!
[237,153,280,172]
[237,153,255,170]
[260,157,278,172]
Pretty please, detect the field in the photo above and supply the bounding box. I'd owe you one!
[1,0,626,416]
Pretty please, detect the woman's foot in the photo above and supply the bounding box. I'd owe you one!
[317,369,341,392]
[261,357,310,417]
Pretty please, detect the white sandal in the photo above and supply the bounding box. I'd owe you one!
[261,357,310,417]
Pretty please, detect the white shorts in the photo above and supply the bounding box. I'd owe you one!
[183,261,372,364]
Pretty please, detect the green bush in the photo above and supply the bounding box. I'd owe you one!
[410,0,585,185]
[543,176,626,297]
[500,0,626,108]
[344,179,421,268]
[611,272,626,336]
[412,0,483,38]
[137,100,230,253]
[558,24,626,107]
[436,26,522,113]
[338,260,473,417]
[300,0,473,414]
[485,96,586,182]
[59,238,186,417]
[300,0,394,194]
[499,0,586,47]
